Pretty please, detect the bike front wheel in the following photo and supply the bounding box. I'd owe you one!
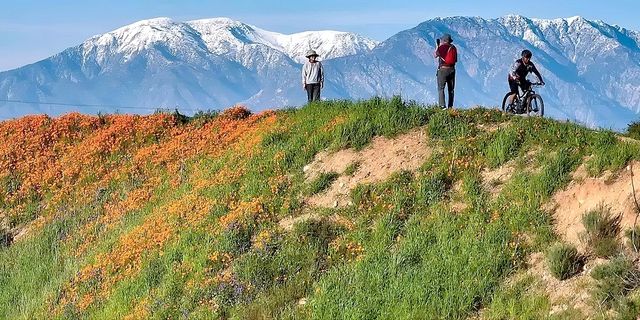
[501,92,517,113]
[526,94,544,117]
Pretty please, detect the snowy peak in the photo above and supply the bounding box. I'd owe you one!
[277,30,378,63]
[77,16,377,66]
[186,17,378,62]
[82,17,207,64]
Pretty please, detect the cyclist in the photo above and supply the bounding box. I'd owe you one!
[507,49,545,111]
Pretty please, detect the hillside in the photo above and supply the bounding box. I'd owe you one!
[1,99,640,319]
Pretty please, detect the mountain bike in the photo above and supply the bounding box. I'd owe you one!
[501,82,545,117]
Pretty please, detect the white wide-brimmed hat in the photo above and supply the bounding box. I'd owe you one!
[305,49,319,58]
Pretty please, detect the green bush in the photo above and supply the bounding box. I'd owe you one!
[417,169,450,206]
[293,217,343,250]
[219,225,254,256]
[581,206,622,258]
[0,227,12,248]
[591,257,640,307]
[625,226,640,253]
[546,242,584,280]
[627,121,640,140]
[614,294,640,320]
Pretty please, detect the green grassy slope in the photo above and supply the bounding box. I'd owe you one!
[1,98,639,319]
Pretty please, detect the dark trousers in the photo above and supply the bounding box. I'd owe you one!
[305,84,321,102]
[437,67,455,108]
[508,79,531,94]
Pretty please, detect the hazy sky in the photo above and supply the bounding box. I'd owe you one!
[1,0,637,71]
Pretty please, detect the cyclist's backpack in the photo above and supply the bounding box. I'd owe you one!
[442,45,457,66]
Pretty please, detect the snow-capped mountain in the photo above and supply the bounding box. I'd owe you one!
[324,15,640,130]
[1,15,639,130]
[188,17,377,63]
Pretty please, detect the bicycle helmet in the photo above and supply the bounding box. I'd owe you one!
[521,49,533,58]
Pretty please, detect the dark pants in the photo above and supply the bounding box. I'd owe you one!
[437,67,455,108]
[508,79,531,95]
[305,84,321,102]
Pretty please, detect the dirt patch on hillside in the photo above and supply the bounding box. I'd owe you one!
[481,163,516,197]
[525,252,602,317]
[480,149,541,198]
[548,161,640,248]
[304,128,431,208]
[617,136,640,144]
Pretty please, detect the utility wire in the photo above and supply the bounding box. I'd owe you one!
[0,99,207,112]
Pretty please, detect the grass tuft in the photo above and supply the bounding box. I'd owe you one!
[0,227,12,248]
[591,256,640,307]
[581,205,622,258]
[305,172,339,196]
[625,226,640,253]
[343,161,361,176]
[546,242,584,280]
[627,121,640,140]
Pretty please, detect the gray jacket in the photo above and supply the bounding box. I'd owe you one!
[302,61,324,85]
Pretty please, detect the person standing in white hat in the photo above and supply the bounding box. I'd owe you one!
[302,49,324,102]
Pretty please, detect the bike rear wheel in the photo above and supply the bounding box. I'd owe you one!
[501,92,517,113]
[526,94,544,117]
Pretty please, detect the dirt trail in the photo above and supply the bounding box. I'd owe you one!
[303,128,432,208]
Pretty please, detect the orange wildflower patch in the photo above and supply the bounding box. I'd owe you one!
[218,197,269,231]
[322,115,347,132]
[57,193,214,312]
[2,108,277,236]
[71,182,157,257]
[123,297,150,320]
[57,212,173,311]
[3,107,279,313]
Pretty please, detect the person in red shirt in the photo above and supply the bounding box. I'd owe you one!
[434,33,458,109]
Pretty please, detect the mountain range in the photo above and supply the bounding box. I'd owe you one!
[1,15,639,130]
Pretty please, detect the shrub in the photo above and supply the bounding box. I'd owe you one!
[625,226,640,253]
[627,121,640,140]
[0,227,12,248]
[220,105,252,120]
[293,217,343,250]
[190,110,219,123]
[546,242,584,280]
[306,172,339,196]
[417,169,449,205]
[581,205,622,258]
[219,225,253,256]
[591,256,640,307]
[615,295,640,320]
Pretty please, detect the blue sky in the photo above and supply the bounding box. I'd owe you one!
[1,0,637,71]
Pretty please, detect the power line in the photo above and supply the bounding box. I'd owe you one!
[0,99,206,112]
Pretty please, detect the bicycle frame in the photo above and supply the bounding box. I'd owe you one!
[512,83,543,107]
